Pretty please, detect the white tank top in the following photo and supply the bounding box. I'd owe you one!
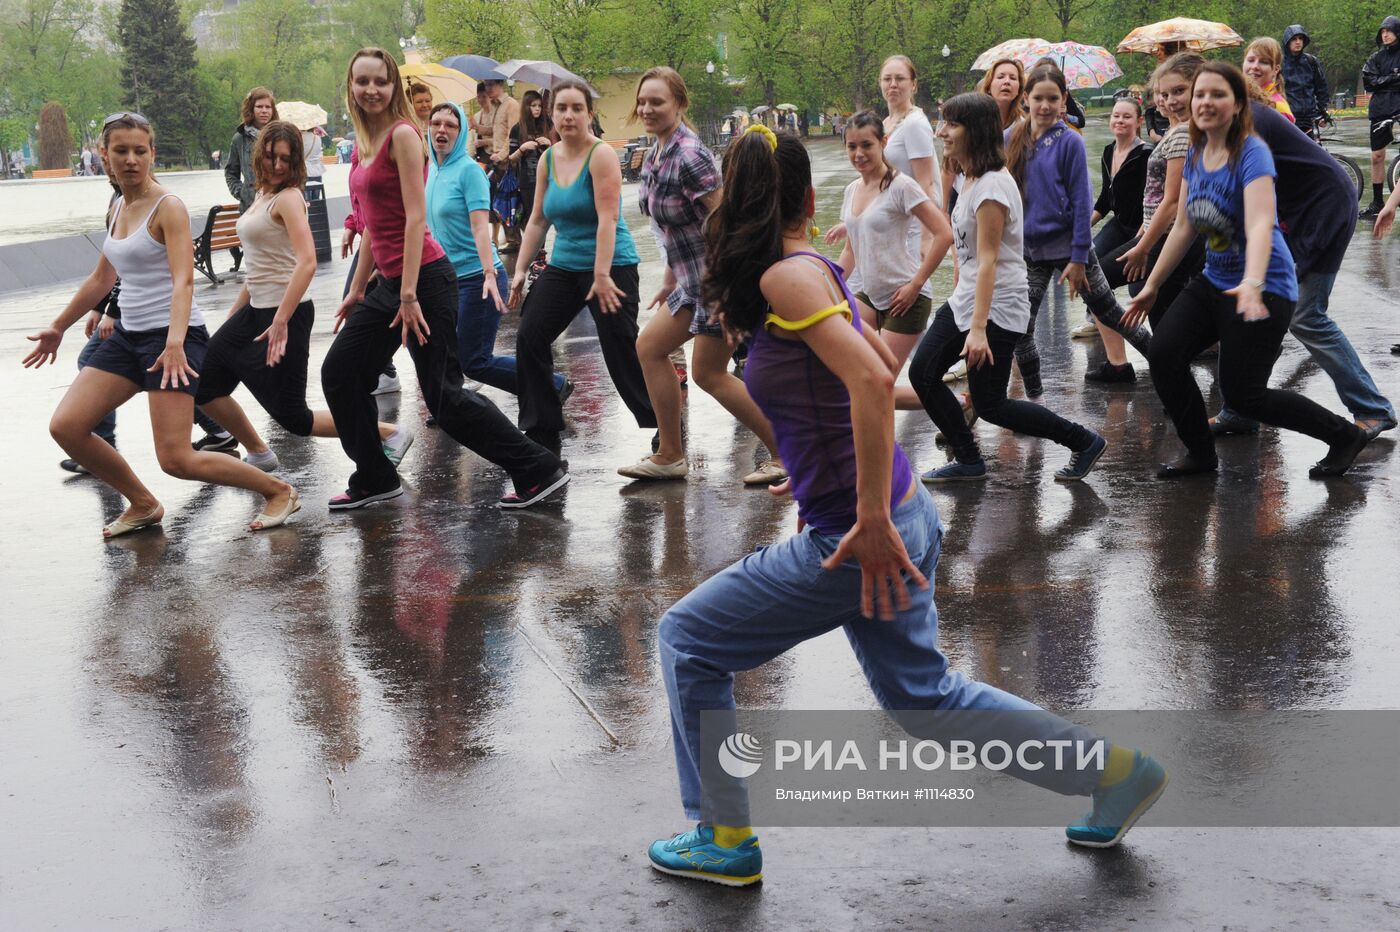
[236,190,306,308]
[102,193,204,331]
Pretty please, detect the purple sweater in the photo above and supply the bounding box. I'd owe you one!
[1006,121,1092,265]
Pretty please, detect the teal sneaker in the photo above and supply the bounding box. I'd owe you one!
[383,427,415,467]
[648,824,763,887]
[1066,751,1168,848]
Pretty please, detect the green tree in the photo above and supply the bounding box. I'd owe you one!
[118,0,202,163]
[423,0,521,58]
[221,0,323,91]
[0,117,30,174]
[726,0,804,108]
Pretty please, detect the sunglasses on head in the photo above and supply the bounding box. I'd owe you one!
[102,111,150,129]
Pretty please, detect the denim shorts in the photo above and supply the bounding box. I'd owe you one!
[85,322,210,396]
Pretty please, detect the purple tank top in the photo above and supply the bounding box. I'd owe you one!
[743,251,913,536]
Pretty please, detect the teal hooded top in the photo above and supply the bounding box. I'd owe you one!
[426,102,503,280]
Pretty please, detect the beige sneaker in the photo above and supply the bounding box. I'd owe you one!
[942,358,967,383]
[742,460,788,486]
[618,455,689,480]
[1071,318,1100,339]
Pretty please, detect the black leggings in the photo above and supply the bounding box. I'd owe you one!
[321,257,559,494]
[196,301,316,436]
[910,303,1095,464]
[1100,232,1206,329]
[1016,250,1152,385]
[1147,276,1356,459]
[515,263,656,441]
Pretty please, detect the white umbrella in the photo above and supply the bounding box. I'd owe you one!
[496,59,598,95]
[276,101,328,131]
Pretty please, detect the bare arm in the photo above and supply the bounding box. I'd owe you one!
[962,199,1006,371]
[509,157,554,306]
[1226,176,1280,321]
[587,144,626,313]
[150,196,200,388]
[1124,180,1197,328]
[469,208,506,313]
[392,123,429,305]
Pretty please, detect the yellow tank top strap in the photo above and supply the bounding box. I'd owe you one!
[764,300,853,332]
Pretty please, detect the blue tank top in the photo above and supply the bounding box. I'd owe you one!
[542,142,640,272]
[743,251,913,536]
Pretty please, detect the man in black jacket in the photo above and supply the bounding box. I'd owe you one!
[1281,25,1330,136]
[1361,16,1400,217]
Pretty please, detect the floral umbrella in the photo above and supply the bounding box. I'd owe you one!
[276,101,328,131]
[972,39,1122,90]
[1117,18,1243,56]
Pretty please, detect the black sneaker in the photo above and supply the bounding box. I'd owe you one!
[328,484,404,510]
[59,458,90,474]
[1156,453,1219,479]
[1084,361,1136,384]
[557,379,575,405]
[1361,201,1384,219]
[499,468,570,509]
[1391,343,1400,355]
[193,432,239,455]
[426,414,438,427]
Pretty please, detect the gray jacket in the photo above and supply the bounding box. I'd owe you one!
[224,124,258,212]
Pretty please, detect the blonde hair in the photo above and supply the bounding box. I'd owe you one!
[976,59,1026,129]
[345,48,417,160]
[628,66,693,127]
[1244,37,1284,84]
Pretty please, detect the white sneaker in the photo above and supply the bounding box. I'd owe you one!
[373,373,402,395]
[942,359,968,383]
[742,460,788,486]
[243,449,280,472]
[464,378,484,392]
[617,455,688,480]
[383,427,416,466]
[1071,318,1100,339]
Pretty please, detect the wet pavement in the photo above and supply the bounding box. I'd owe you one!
[3,138,1399,929]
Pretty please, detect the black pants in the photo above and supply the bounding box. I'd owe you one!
[321,257,559,493]
[515,263,656,439]
[910,304,1095,464]
[1147,276,1357,459]
[1018,250,1152,382]
[1101,232,1206,329]
[196,300,316,435]
[344,249,397,380]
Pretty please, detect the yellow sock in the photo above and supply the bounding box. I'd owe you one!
[712,824,755,848]
[1097,745,1137,788]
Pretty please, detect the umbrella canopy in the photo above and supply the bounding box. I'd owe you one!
[1117,18,1242,56]
[439,54,506,81]
[400,62,476,104]
[751,105,772,115]
[277,100,328,131]
[776,103,798,111]
[972,39,1122,90]
[495,59,597,94]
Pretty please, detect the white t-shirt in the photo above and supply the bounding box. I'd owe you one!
[948,170,1030,334]
[884,109,942,207]
[840,173,933,310]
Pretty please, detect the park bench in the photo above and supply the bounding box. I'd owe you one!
[193,203,243,285]
[32,168,72,179]
[622,145,649,183]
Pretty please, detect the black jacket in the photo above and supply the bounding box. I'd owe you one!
[1092,139,1152,232]
[1249,102,1357,278]
[1362,16,1400,118]
[1281,25,1329,123]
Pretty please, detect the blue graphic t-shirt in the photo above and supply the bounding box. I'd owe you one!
[1182,135,1297,301]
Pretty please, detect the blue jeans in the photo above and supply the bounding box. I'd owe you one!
[456,268,564,395]
[1220,271,1394,425]
[1092,216,1136,260]
[658,484,1101,824]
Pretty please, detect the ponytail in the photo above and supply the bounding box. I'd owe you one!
[702,130,812,335]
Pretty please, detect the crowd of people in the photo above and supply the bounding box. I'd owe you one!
[19,25,1400,889]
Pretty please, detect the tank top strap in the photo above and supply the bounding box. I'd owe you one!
[138,193,178,238]
[769,250,863,333]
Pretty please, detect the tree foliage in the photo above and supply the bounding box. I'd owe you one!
[423,0,521,59]
[117,0,201,161]
[37,101,71,168]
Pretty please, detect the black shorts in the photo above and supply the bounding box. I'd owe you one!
[1370,114,1399,151]
[85,322,209,396]
[196,301,316,435]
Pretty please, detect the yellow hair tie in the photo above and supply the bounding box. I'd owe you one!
[744,123,778,151]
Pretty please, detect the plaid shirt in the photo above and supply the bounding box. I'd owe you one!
[638,123,720,315]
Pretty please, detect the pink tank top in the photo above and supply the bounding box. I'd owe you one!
[348,121,445,278]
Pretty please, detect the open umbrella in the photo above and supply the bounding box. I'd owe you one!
[277,100,329,131]
[400,62,476,104]
[972,39,1122,90]
[1117,18,1242,56]
[776,103,798,111]
[495,59,597,94]
[439,54,506,81]
[751,105,772,115]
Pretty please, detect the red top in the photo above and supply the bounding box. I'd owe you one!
[348,121,445,278]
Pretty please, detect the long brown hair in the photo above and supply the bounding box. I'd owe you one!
[1188,61,1255,168]
[976,59,1026,129]
[629,65,694,129]
[252,120,306,194]
[1006,64,1067,192]
[942,93,1005,179]
[345,48,416,160]
[702,131,810,335]
[240,87,278,127]
[519,90,549,140]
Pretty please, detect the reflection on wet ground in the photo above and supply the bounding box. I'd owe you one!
[2,139,1398,928]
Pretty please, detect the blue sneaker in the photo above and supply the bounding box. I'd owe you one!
[921,460,987,483]
[1066,751,1168,848]
[1054,433,1106,482]
[648,824,763,887]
